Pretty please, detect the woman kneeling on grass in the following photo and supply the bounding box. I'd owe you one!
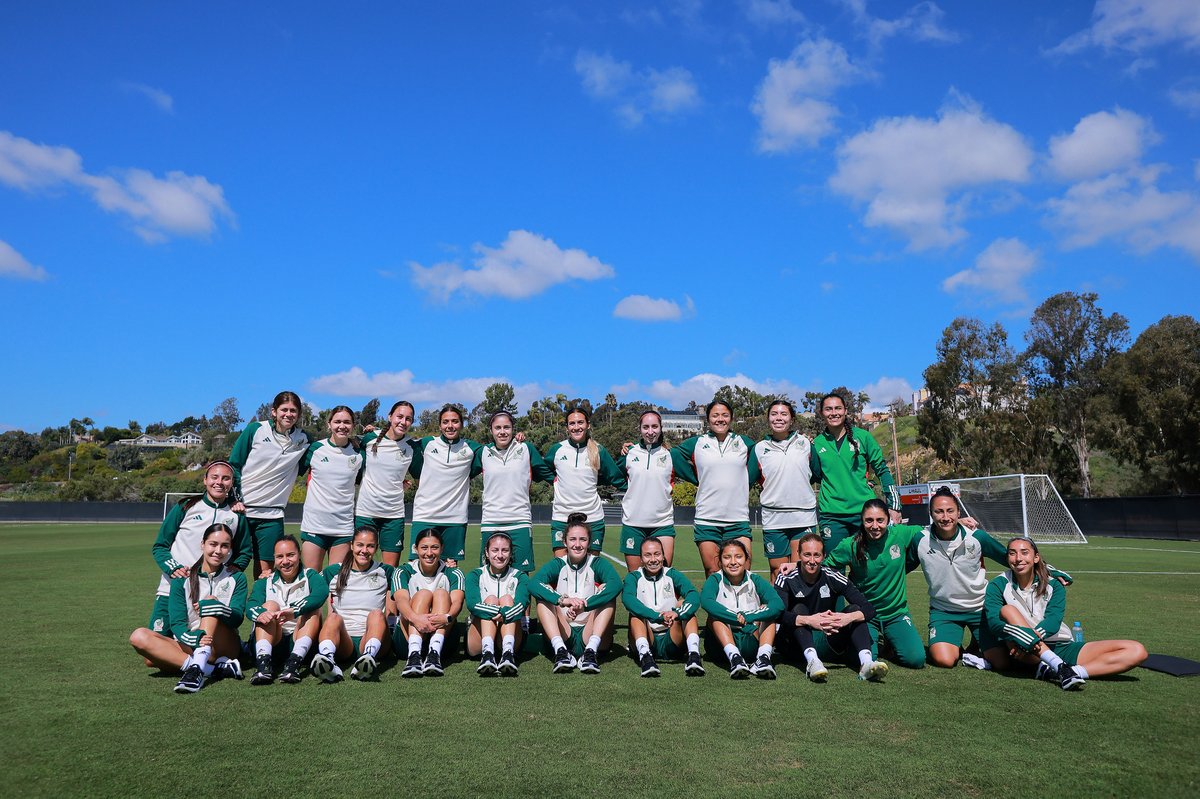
[622,536,704,677]
[985,536,1147,691]
[247,535,329,685]
[701,539,784,679]
[393,528,466,678]
[131,524,248,694]
[310,526,392,683]
[466,531,529,676]
[529,512,621,675]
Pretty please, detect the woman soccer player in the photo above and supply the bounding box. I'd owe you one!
[229,391,311,577]
[473,411,554,574]
[622,537,704,677]
[754,399,819,581]
[985,536,1146,690]
[299,406,364,572]
[465,531,530,676]
[246,535,329,685]
[672,399,760,576]
[529,513,622,674]
[774,532,889,682]
[544,407,627,556]
[142,461,249,639]
[617,410,677,571]
[310,526,392,682]
[356,400,421,568]
[700,539,783,679]
[811,392,900,552]
[393,528,466,678]
[409,404,482,567]
[130,524,248,693]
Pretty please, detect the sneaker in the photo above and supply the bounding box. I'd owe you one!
[960,652,992,670]
[477,650,498,676]
[1058,662,1086,691]
[499,650,519,676]
[310,653,341,683]
[423,650,445,677]
[278,654,305,684]
[250,654,274,685]
[859,660,889,682]
[552,647,576,673]
[350,654,377,681]
[173,664,206,694]
[401,652,424,678]
[216,659,244,680]
[638,651,660,677]
[806,658,829,683]
[684,651,705,676]
[728,653,751,679]
[750,654,776,680]
[579,648,601,674]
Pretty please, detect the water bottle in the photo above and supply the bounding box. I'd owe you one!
[1072,621,1084,643]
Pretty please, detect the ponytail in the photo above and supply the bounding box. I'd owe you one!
[1008,536,1051,599]
[334,526,378,599]
[373,400,414,455]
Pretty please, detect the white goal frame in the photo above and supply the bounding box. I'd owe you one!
[163,492,203,519]
[928,473,1087,545]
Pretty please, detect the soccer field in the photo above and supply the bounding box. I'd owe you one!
[2,523,1198,798]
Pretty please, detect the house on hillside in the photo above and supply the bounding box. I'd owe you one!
[114,432,203,449]
[660,410,704,435]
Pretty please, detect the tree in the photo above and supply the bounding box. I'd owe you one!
[359,398,381,430]
[128,419,142,434]
[108,445,143,472]
[482,383,518,416]
[211,397,242,434]
[603,392,618,424]
[1025,292,1129,498]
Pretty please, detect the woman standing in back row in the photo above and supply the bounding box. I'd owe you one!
[544,406,626,556]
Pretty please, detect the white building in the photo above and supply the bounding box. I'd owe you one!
[114,432,203,449]
[659,410,704,435]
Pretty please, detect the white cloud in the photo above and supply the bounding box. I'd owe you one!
[575,50,700,126]
[829,96,1033,249]
[409,229,615,303]
[0,131,233,242]
[942,238,1038,304]
[859,376,915,410]
[1053,0,1200,54]
[1047,108,1156,181]
[308,367,544,411]
[0,240,49,281]
[742,0,805,26]
[121,82,174,113]
[612,373,811,409]
[1168,80,1200,114]
[752,38,871,153]
[613,294,695,322]
[841,0,960,48]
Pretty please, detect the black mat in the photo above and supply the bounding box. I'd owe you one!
[1140,654,1200,677]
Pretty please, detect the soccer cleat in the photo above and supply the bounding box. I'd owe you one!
[859,660,890,682]
[477,650,499,676]
[310,653,341,683]
[216,659,244,680]
[1057,662,1086,691]
[401,652,425,678]
[423,650,445,677]
[552,647,576,674]
[684,651,706,676]
[278,654,305,684]
[350,654,377,681]
[960,652,992,670]
[579,648,601,674]
[638,651,660,677]
[750,654,776,680]
[728,653,751,679]
[806,658,829,683]
[499,650,519,676]
[173,664,206,694]
[250,654,274,685]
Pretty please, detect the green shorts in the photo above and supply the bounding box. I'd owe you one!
[705,624,760,660]
[620,525,676,556]
[551,519,606,551]
[762,525,817,560]
[410,522,467,562]
[818,514,859,553]
[544,625,589,658]
[928,607,997,651]
[480,526,536,574]
[248,517,286,563]
[355,515,406,554]
[301,531,353,550]
[1048,640,1085,665]
[693,521,752,545]
[148,594,172,637]
[651,629,686,660]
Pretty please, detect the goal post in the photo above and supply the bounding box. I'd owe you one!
[163,492,203,519]
[927,474,1087,545]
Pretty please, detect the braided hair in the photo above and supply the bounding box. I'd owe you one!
[372,400,415,455]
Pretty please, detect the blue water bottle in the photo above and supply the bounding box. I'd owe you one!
[1072,621,1084,643]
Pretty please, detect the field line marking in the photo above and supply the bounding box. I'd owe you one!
[1079,547,1200,555]
[599,550,625,567]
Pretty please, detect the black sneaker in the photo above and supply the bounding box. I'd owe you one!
[401,652,424,678]
[579,648,601,674]
[638,651,660,677]
[552,647,576,673]
[1058,662,1086,691]
[728,653,750,679]
[477,650,499,676]
[173,664,205,694]
[278,654,305,683]
[751,654,776,680]
[351,654,378,681]
[215,659,244,680]
[499,650,519,676]
[423,650,444,677]
[684,651,706,676]
[250,654,274,685]
[310,653,340,683]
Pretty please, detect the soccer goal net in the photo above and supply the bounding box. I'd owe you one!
[163,492,203,519]
[928,474,1087,545]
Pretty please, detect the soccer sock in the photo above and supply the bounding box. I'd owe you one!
[859,649,874,668]
[363,638,381,658]
[255,640,273,658]
[550,636,566,652]
[292,636,313,658]
[756,644,774,660]
[804,647,820,665]
[191,645,212,672]
[723,643,740,661]
[501,634,515,653]
[386,614,398,630]
[635,637,651,656]
[408,632,423,656]
[587,635,602,653]
[686,633,700,653]
[429,633,445,654]
[1073,664,1089,679]
[318,639,336,658]
[1039,649,1065,669]
[481,636,495,655]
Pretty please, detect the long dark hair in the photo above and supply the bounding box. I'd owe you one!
[334,526,378,599]
[373,400,415,455]
[181,461,234,512]
[854,498,891,564]
[820,392,860,469]
[188,523,233,607]
[1008,536,1051,598]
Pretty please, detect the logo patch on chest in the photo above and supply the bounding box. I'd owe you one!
[890,544,901,560]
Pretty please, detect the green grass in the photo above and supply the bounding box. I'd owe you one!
[2,524,1199,798]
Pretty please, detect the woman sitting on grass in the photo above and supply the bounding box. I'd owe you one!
[246,535,328,685]
[393,528,466,678]
[701,538,784,679]
[985,536,1147,691]
[310,525,392,683]
[622,536,704,677]
[465,531,529,676]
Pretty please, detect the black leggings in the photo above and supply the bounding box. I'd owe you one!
[786,617,873,658]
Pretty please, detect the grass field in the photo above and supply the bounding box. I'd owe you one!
[2,523,1199,798]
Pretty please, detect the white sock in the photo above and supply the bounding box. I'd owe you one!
[550,636,566,652]
[1039,649,1065,669]
[723,643,740,660]
[255,640,273,658]
[481,636,495,655]
[804,647,820,665]
[408,633,423,656]
[191,645,212,671]
[1073,664,1089,679]
[502,634,515,653]
[318,640,336,658]
[686,633,700,653]
[429,633,445,654]
[587,635,602,652]
[292,636,313,658]
[756,644,773,660]
[635,637,651,656]
[859,649,874,668]
[180,655,193,670]
[363,638,381,658]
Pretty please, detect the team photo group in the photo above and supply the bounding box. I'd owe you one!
[129,389,1148,694]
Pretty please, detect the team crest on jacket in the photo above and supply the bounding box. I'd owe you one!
[658,454,668,464]
[368,574,382,588]
[890,544,901,559]
[625,537,634,549]
[819,585,830,598]
[822,527,831,539]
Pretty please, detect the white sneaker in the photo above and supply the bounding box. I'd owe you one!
[960,652,992,670]
[350,654,377,680]
[311,653,341,683]
[858,660,889,682]
[806,658,829,682]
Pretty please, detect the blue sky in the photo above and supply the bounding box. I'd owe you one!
[2,0,1198,432]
